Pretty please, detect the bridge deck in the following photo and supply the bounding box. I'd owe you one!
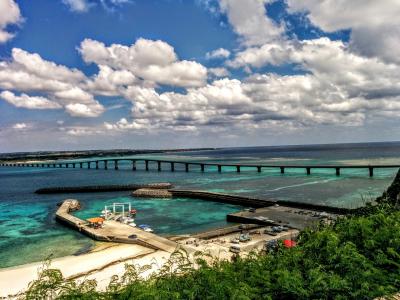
[2,159,400,168]
[1,158,399,177]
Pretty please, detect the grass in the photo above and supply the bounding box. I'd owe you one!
[23,171,400,300]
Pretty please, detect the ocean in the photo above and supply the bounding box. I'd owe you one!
[0,142,399,268]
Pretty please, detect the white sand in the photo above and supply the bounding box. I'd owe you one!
[0,244,167,298]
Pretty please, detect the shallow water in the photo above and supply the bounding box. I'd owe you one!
[0,142,399,268]
[74,196,243,236]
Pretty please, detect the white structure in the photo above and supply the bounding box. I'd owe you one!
[102,202,132,219]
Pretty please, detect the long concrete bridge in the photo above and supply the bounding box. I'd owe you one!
[1,158,399,177]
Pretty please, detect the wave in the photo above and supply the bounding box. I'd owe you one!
[264,178,337,192]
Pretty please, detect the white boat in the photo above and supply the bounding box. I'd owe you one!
[128,222,136,227]
[139,224,154,232]
[123,217,135,224]
[100,209,111,219]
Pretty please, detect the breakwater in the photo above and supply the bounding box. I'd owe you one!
[35,183,172,194]
[34,177,354,214]
[40,183,353,213]
[170,189,274,207]
[169,190,352,214]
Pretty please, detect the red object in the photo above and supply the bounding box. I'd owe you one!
[130,209,137,214]
[283,239,296,248]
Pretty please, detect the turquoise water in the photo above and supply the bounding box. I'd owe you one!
[74,197,243,236]
[0,142,399,268]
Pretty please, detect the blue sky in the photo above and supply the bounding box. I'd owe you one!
[1,0,400,152]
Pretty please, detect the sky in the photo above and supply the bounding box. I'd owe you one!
[1,0,400,152]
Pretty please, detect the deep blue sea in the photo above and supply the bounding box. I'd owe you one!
[1,142,399,268]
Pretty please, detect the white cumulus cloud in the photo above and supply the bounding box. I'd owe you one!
[65,126,102,136]
[219,0,284,46]
[0,91,62,109]
[79,38,207,88]
[3,1,400,141]
[208,67,230,77]
[206,48,231,59]
[12,122,28,130]
[0,48,104,117]
[286,0,400,64]
[65,102,104,117]
[0,0,22,43]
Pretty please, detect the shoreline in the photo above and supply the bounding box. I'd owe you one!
[0,244,164,298]
[0,220,237,271]
[0,207,302,298]
[0,225,298,298]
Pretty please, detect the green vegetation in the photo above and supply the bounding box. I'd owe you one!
[24,172,400,300]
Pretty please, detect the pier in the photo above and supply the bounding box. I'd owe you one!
[1,158,399,177]
[55,199,178,253]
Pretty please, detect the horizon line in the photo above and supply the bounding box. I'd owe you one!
[1,140,400,155]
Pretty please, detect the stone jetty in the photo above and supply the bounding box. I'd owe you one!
[132,188,172,198]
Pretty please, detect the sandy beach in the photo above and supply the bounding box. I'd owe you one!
[0,244,169,298]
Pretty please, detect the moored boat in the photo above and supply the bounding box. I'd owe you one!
[123,216,135,224]
[138,224,154,232]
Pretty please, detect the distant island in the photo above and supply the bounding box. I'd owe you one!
[0,148,216,162]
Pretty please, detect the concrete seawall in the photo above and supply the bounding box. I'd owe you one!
[275,200,352,214]
[169,189,352,213]
[170,190,275,208]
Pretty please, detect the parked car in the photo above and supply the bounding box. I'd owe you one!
[229,245,241,253]
[264,229,277,236]
[264,240,278,251]
[230,237,240,244]
[239,233,251,242]
[128,234,138,240]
